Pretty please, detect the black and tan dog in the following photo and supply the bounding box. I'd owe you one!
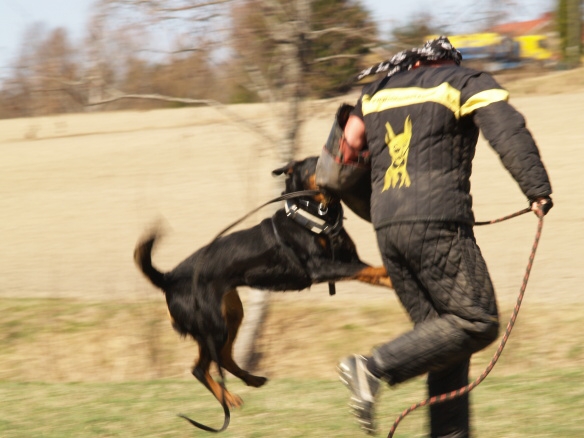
[134,156,391,412]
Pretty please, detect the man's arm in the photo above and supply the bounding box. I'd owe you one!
[473,100,552,203]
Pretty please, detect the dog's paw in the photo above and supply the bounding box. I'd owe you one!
[246,374,268,388]
[379,276,393,288]
[224,392,244,409]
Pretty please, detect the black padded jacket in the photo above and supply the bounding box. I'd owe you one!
[352,64,552,229]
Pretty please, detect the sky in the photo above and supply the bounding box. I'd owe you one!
[0,0,94,76]
[0,0,554,75]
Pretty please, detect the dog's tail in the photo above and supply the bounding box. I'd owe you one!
[134,228,167,291]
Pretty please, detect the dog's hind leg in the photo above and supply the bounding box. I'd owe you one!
[192,343,243,408]
[220,289,268,388]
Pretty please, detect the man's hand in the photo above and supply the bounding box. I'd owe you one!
[531,196,553,217]
[341,115,366,163]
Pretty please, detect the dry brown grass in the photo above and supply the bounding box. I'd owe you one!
[1,294,582,383]
[497,66,584,96]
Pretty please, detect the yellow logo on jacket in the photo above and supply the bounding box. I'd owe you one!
[383,116,412,190]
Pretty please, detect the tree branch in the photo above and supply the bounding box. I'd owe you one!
[157,0,233,13]
[312,54,360,63]
[307,26,377,40]
[87,91,277,144]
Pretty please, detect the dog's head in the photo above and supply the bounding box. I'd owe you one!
[272,156,333,205]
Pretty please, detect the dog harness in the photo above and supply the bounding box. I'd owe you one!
[284,198,343,235]
[281,198,344,296]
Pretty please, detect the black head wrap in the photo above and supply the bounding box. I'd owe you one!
[356,36,462,82]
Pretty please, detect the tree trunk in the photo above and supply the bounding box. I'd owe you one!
[234,0,309,370]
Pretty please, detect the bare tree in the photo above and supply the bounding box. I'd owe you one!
[227,0,311,368]
[0,25,88,118]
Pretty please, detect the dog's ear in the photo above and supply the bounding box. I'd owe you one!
[272,160,296,176]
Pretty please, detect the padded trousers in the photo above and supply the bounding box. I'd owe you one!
[373,222,500,438]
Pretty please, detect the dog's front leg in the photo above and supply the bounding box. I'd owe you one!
[353,266,393,288]
[310,261,392,289]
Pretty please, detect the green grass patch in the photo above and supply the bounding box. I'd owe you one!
[0,369,583,437]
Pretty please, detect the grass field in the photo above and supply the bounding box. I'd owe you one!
[1,370,583,437]
[1,297,583,437]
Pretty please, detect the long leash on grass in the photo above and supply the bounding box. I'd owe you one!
[387,206,544,438]
[179,189,322,433]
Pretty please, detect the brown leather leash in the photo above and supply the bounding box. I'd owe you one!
[387,206,544,438]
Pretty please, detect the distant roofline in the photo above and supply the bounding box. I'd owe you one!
[489,12,554,37]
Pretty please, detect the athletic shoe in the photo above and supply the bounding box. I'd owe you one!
[337,354,381,435]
